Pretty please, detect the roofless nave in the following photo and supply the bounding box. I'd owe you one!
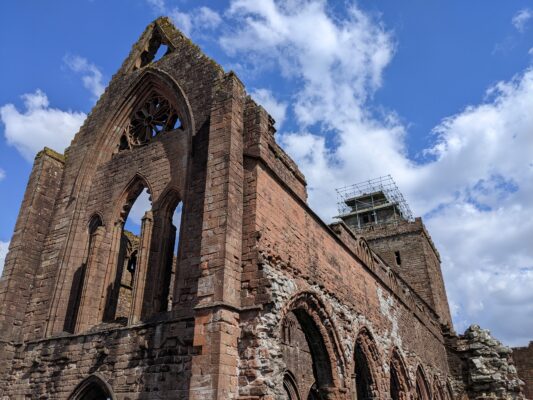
[0,17,530,400]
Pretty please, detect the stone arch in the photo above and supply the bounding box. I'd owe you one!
[283,371,302,400]
[111,68,193,156]
[100,174,153,323]
[354,327,383,400]
[279,291,347,397]
[114,173,153,224]
[67,66,195,212]
[46,46,196,338]
[389,347,410,400]
[69,374,115,400]
[433,377,449,400]
[145,186,183,315]
[98,67,195,163]
[446,380,455,400]
[415,366,432,400]
[153,186,181,217]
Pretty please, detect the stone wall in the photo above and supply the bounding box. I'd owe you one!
[448,325,525,400]
[513,342,533,399]
[0,320,195,399]
[0,16,528,400]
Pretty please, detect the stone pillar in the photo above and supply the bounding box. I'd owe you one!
[0,148,64,341]
[130,210,154,324]
[188,73,245,400]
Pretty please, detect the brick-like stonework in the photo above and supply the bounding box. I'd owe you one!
[513,342,533,399]
[0,17,528,400]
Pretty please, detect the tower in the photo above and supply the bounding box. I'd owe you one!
[337,175,453,326]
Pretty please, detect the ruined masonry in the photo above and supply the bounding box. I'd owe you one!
[0,18,529,400]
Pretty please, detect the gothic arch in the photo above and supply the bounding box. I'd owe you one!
[114,173,153,224]
[354,327,384,400]
[446,380,455,400]
[415,366,432,400]
[69,374,115,400]
[68,66,195,207]
[389,347,411,400]
[153,186,181,217]
[283,371,302,400]
[279,291,347,395]
[433,377,451,400]
[87,213,104,231]
[99,67,195,163]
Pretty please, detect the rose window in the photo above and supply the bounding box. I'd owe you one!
[118,94,182,151]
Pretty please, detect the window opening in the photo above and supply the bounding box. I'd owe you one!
[117,93,182,153]
[153,44,169,63]
[112,188,152,323]
[395,251,402,267]
[390,364,401,400]
[164,202,182,312]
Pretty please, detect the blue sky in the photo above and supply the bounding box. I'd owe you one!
[1,0,532,346]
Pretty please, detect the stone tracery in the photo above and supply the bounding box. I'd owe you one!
[118,92,182,151]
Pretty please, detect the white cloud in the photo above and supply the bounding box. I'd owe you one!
[250,88,287,128]
[0,90,86,161]
[170,6,222,36]
[0,241,9,277]
[198,6,223,29]
[146,0,165,14]
[512,8,532,32]
[63,55,105,100]
[0,169,5,181]
[220,0,533,345]
[146,1,221,37]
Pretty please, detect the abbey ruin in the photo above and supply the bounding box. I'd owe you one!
[0,18,530,399]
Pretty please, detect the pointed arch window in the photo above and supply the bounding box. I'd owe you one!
[415,367,431,400]
[69,374,114,400]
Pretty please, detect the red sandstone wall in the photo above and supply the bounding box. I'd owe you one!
[513,343,533,399]
[0,17,463,400]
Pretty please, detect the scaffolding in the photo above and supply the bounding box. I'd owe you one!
[335,175,414,227]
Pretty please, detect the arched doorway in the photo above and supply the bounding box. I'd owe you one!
[279,292,346,399]
[69,375,114,400]
[390,348,410,400]
[415,366,431,400]
[283,371,301,400]
[354,329,381,400]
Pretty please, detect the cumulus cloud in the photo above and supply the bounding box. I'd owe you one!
[170,7,221,36]
[220,0,533,345]
[145,1,221,37]
[250,88,287,128]
[146,0,165,14]
[0,169,5,181]
[0,90,86,161]
[0,241,9,277]
[63,55,105,100]
[512,8,532,32]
